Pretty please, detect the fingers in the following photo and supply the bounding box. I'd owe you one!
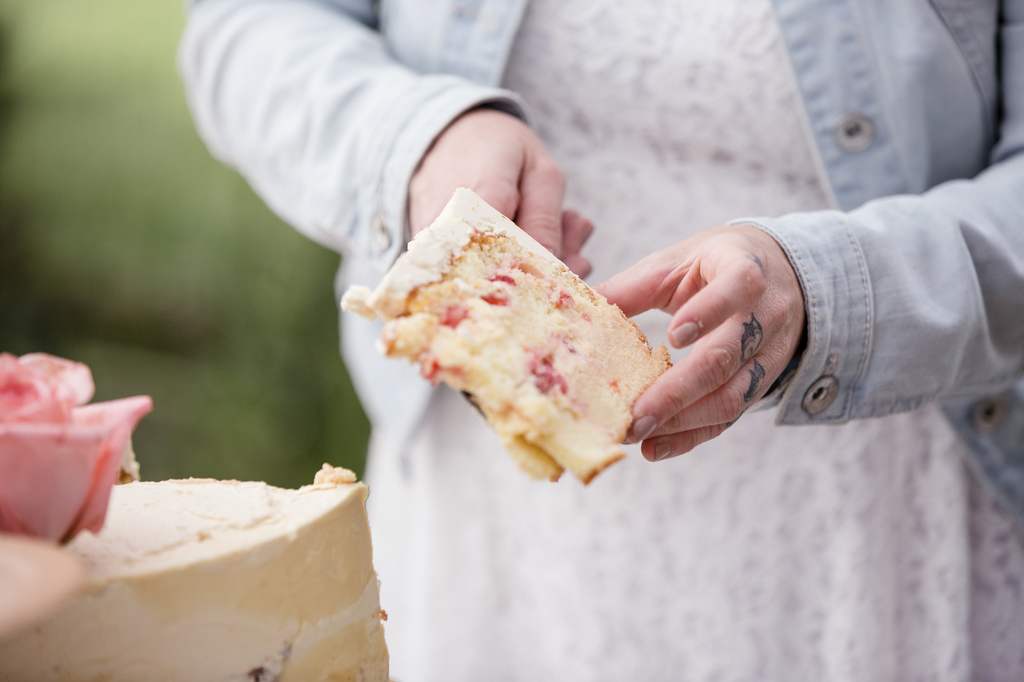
[516,148,566,257]
[561,210,594,277]
[635,349,776,462]
[563,254,593,278]
[640,424,729,462]
[597,246,696,318]
[630,314,759,436]
[610,225,806,462]
[644,352,774,438]
[408,108,530,235]
[561,210,593,255]
[406,107,598,279]
[667,255,765,349]
[471,175,522,225]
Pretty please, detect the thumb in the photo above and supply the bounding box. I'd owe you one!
[516,153,565,258]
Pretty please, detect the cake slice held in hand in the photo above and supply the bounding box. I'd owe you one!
[343,189,670,483]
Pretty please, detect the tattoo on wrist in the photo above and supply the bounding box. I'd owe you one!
[743,360,766,402]
[740,313,763,362]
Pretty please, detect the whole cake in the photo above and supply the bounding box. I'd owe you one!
[0,465,389,682]
[343,188,671,484]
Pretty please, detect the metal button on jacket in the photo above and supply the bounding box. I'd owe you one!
[972,395,1008,432]
[802,376,839,415]
[833,113,875,153]
[371,213,392,254]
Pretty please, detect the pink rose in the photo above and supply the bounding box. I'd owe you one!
[0,353,152,542]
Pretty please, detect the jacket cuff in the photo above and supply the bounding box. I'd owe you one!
[734,212,874,425]
[354,78,527,275]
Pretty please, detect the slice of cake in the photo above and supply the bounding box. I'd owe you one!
[0,465,389,682]
[343,188,670,484]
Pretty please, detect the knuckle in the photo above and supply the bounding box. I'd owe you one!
[476,181,519,217]
[677,428,709,455]
[739,260,766,298]
[697,345,735,390]
[709,388,743,422]
[661,411,687,433]
[656,372,691,417]
[536,159,565,186]
[726,383,751,418]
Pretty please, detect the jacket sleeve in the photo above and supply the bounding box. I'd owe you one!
[746,3,1024,426]
[177,0,526,274]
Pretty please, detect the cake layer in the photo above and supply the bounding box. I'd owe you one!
[0,467,388,682]
[343,189,670,483]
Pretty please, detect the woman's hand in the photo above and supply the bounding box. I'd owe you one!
[409,108,593,277]
[597,225,806,461]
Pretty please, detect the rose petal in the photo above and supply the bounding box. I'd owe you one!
[67,396,153,538]
[18,354,95,406]
[0,368,71,424]
[0,425,105,539]
[0,395,152,541]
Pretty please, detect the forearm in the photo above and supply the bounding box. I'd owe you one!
[178,0,524,270]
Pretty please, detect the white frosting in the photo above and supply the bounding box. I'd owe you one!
[0,472,389,682]
[341,188,559,321]
[70,478,351,580]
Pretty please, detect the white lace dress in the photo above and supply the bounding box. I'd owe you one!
[367,2,1024,680]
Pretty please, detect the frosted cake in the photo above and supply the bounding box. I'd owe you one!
[0,465,389,682]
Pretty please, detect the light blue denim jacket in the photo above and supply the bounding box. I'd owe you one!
[179,0,1024,526]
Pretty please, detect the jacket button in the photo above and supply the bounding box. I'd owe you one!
[971,396,1008,432]
[802,376,839,415]
[833,113,875,153]
[371,213,392,254]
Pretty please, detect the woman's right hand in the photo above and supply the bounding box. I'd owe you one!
[408,108,593,277]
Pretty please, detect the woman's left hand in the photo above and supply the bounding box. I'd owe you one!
[597,224,806,461]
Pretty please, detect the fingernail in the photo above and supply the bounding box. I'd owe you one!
[632,415,657,442]
[653,441,672,461]
[670,322,699,348]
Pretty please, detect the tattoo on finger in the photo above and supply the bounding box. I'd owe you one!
[743,359,766,402]
[747,253,765,276]
[740,313,763,362]
[724,407,749,430]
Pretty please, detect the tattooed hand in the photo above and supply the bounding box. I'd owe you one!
[597,224,806,461]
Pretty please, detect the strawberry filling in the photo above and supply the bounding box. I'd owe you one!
[481,292,510,306]
[419,352,463,386]
[440,302,468,328]
[419,356,442,384]
[529,353,568,395]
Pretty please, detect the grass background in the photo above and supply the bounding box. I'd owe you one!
[0,0,370,487]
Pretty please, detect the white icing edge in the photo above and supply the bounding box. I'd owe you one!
[68,479,363,581]
[340,188,560,321]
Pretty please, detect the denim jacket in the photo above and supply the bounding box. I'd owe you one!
[179,0,1024,527]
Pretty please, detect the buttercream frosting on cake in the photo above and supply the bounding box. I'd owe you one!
[343,188,670,484]
[0,465,388,682]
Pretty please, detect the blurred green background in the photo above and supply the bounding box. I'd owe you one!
[0,0,370,486]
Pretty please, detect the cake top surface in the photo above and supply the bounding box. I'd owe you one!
[342,187,560,321]
[67,466,364,582]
